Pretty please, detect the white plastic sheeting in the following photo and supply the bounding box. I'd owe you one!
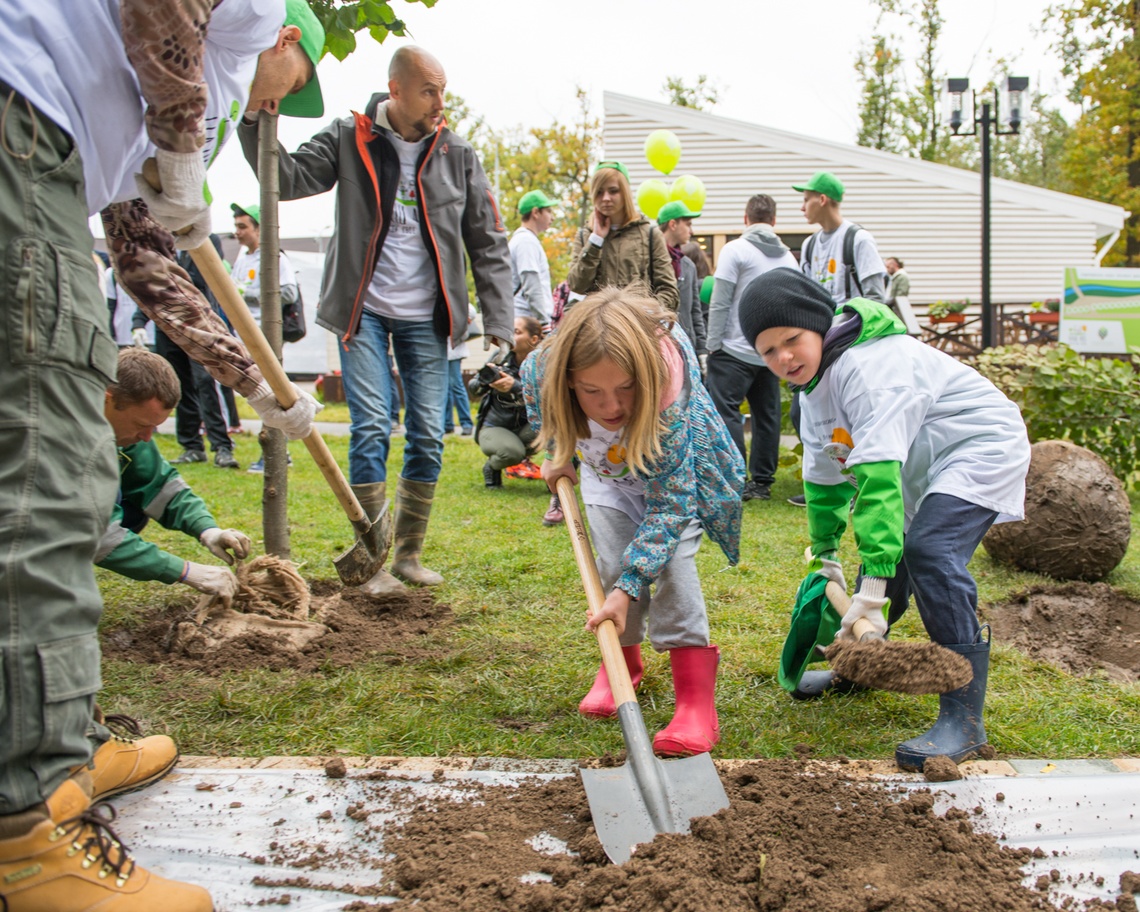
[110,765,1139,911]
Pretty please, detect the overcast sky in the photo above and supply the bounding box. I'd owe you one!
[109,0,1066,240]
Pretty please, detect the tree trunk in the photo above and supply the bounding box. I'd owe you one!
[257,111,290,558]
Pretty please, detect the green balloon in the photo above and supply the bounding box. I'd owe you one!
[669,174,706,213]
[644,129,682,175]
[636,179,670,220]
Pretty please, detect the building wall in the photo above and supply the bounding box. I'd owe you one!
[603,109,1102,306]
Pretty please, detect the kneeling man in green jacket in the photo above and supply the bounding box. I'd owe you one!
[97,348,251,605]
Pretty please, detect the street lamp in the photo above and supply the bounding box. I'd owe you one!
[943,75,1029,349]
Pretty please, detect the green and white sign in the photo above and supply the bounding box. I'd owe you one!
[1061,266,1140,353]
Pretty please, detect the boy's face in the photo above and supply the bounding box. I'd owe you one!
[800,191,827,225]
[754,326,823,385]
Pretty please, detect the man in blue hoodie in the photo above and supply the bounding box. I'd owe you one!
[705,194,798,502]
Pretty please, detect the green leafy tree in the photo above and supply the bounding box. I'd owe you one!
[662,75,722,111]
[308,0,436,60]
[855,29,905,151]
[1050,0,1140,263]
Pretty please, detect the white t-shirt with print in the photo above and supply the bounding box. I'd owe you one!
[0,0,283,215]
[801,220,886,304]
[577,421,647,524]
[363,133,437,321]
[509,226,553,321]
[714,235,798,365]
[230,248,298,323]
[800,332,1028,529]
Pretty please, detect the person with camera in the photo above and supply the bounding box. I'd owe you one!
[469,317,561,521]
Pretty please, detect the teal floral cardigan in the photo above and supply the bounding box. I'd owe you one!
[522,323,744,597]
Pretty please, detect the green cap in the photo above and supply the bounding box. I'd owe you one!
[518,189,556,216]
[699,275,714,306]
[792,171,845,202]
[657,199,701,225]
[277,0,325,118]
[232,202,261,225]
[594,160,629,182]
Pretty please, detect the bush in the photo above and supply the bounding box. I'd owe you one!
[969,344,1140,486]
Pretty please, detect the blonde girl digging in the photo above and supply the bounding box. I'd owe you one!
[522,287,744,755]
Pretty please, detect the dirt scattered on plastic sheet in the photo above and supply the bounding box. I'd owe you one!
[308,758,1134,912]
[101,580,453,673]
[985,582,1140,684]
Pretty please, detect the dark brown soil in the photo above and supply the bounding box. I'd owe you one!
[825,639,973,694]
[101,582,453,674]
[985,582,1140,684]
[328,758,1126,911]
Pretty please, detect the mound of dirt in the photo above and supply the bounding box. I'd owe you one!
[336,758,1126,912]
[985,582,1140,683]
[101,582,453,674]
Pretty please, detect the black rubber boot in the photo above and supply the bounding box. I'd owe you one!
[790,670,867,701]
[895,628,990,771]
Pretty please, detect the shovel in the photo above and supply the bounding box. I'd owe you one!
[142,160,390,586]
[555,477,729,865]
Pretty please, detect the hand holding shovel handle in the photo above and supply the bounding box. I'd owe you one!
[824,581,883,643]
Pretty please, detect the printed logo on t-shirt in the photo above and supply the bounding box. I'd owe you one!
[576,438,635,485]
[822,426,857,486]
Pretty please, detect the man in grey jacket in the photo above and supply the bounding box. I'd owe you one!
[705,194,798,502]
[239,45,514,596]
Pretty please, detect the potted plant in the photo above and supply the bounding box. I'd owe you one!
[928,299,968,323]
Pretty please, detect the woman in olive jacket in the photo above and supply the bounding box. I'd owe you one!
[567,161,680,313]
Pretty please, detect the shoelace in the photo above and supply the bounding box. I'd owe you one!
[54,802,136,886]
[101,713,144,740]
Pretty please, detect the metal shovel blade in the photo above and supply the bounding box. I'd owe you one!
[332,500,393,587]
[579,702,729,865]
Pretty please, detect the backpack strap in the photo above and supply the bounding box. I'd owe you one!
[802,233,816,271]
[647,223,656,291]
[843,223,864,299]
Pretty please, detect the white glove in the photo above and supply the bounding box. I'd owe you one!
[131,328,149,349]
[483,335,512,363]
[181,561,238,603]
[246,380,323,440]
[199,528,251,566]
[698,352,708,376]
[133,149,211,250]
[809,551,847,592]
[838,577,890,641]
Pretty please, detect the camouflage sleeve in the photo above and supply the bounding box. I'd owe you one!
[120,0,215,154]
[101,201,263,396]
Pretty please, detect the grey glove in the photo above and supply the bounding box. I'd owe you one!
[181,561,238,604]
[809,550,847,593]
[199,528,251,566]
[133,150,211,250]
[246,380,323,440]
[838,577,889,641]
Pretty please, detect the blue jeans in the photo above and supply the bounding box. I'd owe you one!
[857,493,998,646]
[443,358,472,432]
[339,311,447,485]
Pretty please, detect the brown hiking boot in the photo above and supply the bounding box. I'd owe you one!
[0,777,213,911]
[87,714,178,801]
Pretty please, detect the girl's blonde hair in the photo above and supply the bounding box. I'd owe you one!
[590,167,637,228]
[540,286,676,476]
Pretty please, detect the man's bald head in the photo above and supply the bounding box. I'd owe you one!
[386,46,447,142]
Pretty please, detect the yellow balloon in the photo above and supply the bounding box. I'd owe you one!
[636,179,670,220]
[644,129,682,175]
[669,174,707,213]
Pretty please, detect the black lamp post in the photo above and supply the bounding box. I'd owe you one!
[944,76,1029,349]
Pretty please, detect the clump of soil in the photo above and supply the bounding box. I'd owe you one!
[985,582,1140,683]
[922,755,963,782]
[825,638,972,694]
[338,759,1116,911]
[101,582,453,674]
[983,440,1131,581]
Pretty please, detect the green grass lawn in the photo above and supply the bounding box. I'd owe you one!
[97,429,1140,761]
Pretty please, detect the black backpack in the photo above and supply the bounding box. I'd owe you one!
[802,223,863,300]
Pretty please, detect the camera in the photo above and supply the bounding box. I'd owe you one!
[477,363,503,384]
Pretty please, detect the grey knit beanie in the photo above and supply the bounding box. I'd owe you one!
[738,267,836,347]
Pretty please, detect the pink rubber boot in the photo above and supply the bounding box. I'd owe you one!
[652,645,721,757]
[578,644,645,719]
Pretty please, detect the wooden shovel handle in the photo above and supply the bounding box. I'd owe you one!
[141,159,366,526]
[555,476,637,707]
[824,580,881,642]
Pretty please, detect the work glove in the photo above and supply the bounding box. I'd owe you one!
[246,380,323,440]
[199,527,251,566]
[808,550,847,592]
[133,150,211,250]
[131,328,149,348]
[837,576,890,642]
[484,335,512,364]
[698,352,708,377]
[181,561,238,604]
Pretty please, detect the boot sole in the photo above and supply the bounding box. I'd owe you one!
[93,751,180,801]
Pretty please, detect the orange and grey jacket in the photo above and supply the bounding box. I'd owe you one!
[237,93,514,347]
